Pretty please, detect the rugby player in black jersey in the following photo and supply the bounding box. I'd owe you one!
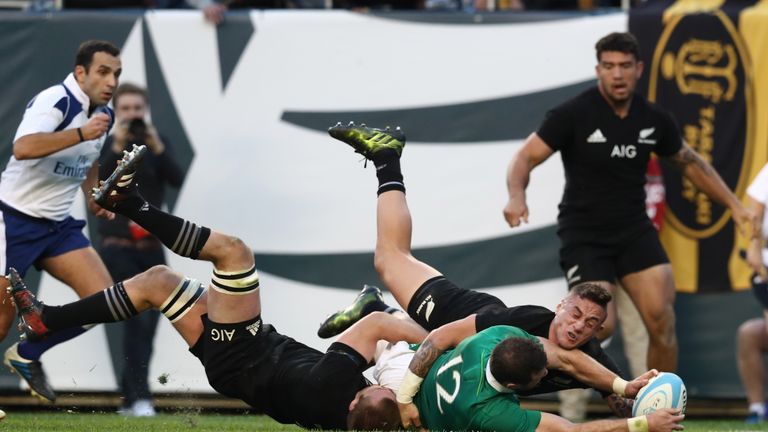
[8,145,428,430]
[503,32,754,372]
[321,122,639,417]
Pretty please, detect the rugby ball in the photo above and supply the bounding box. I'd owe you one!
[632,372,687,416]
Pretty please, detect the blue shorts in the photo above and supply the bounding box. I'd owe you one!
[0,201,90,277]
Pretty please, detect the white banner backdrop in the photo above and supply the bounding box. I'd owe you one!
[30,10,626,394]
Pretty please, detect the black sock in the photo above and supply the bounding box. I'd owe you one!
[43,283,138,330]
[361,299,400,316]
[119,200,211,260]
[372,151,405,196]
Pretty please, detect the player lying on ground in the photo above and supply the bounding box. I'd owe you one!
[8,145,426,430]
[321,122,637,417]
[396,309,684,432]
[13,145,666,431]
[323,123,684,432]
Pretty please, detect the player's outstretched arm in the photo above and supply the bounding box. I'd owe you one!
[666,143,755,234]
[504,133,555,228]
[537,409,684,432]
[539,337,657,398]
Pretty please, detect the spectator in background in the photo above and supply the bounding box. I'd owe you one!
[196,0,314,25]
[195,0,422,24]
[98,83,184,417]
[62,0,190,8]
[737,162,768,424]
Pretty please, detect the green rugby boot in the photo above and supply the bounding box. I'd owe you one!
[317,284,393,339]
[328,122,405,160]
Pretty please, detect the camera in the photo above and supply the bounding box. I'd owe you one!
[128,118,147,140]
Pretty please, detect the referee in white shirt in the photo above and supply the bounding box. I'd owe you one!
[0,40,121,403]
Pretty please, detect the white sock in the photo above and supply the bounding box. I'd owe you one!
[749,402,765,416]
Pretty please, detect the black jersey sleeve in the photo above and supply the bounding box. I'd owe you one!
[583,338,624,398]
[536,105,574,152]
[312,342,370,401]
[475,305,555,336]
[299,342,370,430]
[323,342,369,372]
[654,110,683,157]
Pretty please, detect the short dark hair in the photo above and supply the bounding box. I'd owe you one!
[595,32,640,62]
[113,83,149,108]
[489,337,547,387]
[75,40,120,72]
[571,282,612,308]
[347,391,400,431]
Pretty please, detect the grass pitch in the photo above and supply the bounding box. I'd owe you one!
[0,411,302,431]
[1,412,767,431]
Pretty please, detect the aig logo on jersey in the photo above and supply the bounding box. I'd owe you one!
[611,144,636,158]
[211,328,236,342]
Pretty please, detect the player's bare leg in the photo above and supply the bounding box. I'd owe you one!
[93,144,260,324]
[120,266,207,345]
[621,263,677,371]
[328,123,440,309]
[318,124,439,339]
[8,265,206,348]
[737,314,768,423]
[375,191,441,309]
[194,232,258,324]
[39,246,112,299]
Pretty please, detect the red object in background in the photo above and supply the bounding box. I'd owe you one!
[128,221,152,241]
[645,156,665,231]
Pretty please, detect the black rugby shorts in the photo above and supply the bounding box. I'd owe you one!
[200,314,310,412]
[407,276,506,330]
[558,222,669,288]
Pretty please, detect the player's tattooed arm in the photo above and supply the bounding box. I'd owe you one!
[605,394,633,418]
[410,340,442,377]
[665,142,752,230]
[409,315,477,377]
[397,317,476,410]
[666,144,717,177]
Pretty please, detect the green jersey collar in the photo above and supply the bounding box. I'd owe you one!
[486,360,513,393]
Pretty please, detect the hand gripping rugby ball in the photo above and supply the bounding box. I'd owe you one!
[632,372,687,416]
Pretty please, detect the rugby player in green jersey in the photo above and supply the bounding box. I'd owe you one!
[328,123,684,432]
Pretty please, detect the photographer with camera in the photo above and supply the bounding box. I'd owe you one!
[97,83,184,417]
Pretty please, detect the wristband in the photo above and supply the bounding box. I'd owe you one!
[612,377,629,396]
[396,370,424,404]
[77,127,85,142]
[627,415,649,432]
